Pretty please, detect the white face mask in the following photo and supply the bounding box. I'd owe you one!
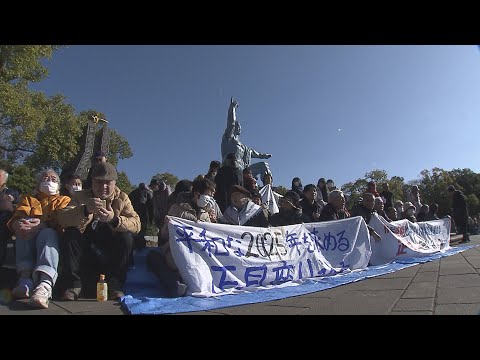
[197,194,213,208]
[40,181,58,195]
[407,208,415,216]
[72,185,82,192]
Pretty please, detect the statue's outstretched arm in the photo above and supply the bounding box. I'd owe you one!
[250,147,272,159]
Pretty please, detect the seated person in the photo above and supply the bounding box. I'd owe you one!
[394,200,405,220]
[269,191,310,226]
[385,207,398,221]
[57,163,140,302]
[0,195,14,266]
[300,184,322,222]
[147,178,214,297]
[350,193,381,241]
[374,197,391,222]
[242,167,258,193]
[403,202,417,223]
[319,190,350,222]
[60,173,83,197]
[250,189,270,221]
[8,169,71,309]
[425,203,439,221]
[219,185,269,227]
[416,204,429,222]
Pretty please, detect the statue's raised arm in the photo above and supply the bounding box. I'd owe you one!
[224,97,239,140]
[220,97,272,180]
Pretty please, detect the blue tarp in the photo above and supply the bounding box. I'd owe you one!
[121,245,476,315]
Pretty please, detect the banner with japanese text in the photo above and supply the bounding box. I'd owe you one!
[369,213,451,266]
[167,216,371,297]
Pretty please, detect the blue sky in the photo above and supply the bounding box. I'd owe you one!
[32,45,480,189]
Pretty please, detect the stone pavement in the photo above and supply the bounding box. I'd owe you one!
[1,235,479,315]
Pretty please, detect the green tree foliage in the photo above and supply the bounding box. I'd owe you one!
[466,194,479,216]
[0,46,82,168]
[5,164,37,196]
[364,169,388,183]
[418,168,480,217]
[341,179,368,208]
[116,171,134,194]
[274,185,288,196]
[153,173,179,188]
[417,168,456,217]
[341,170,406,210]
[0,45,60,82]
[388,176,405,204]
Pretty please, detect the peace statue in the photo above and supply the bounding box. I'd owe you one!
[221,97,272,180]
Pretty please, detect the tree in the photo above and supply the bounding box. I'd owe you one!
[273,185,288,196]
[341,179,368,209]
[364,169,388,184]
[0,46,82,167]
[153,173,179,188]
[5,164,37,196]
[418,168,455,217]
[388,176,405,204]
[116,171,134,194]
[466,194,479,216]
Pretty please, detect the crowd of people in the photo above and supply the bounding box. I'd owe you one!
[0,151,474,305]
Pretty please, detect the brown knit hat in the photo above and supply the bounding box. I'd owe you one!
[230,185,251,198]
[91,163,117,181]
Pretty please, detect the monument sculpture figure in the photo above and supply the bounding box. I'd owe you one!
[60,113,110,182]
[221,97,271,180]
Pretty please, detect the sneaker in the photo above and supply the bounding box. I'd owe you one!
[12,278,34,299]
[29,283,52,309]
[176,281,187,297]
[61,287,81,301]
[108,278,124,301]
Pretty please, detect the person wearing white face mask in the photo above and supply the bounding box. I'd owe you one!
[7,169,71,309]
[60,173,83,197]
[147,178,215,297]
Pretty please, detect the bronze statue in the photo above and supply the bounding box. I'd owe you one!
[221,97,271,180]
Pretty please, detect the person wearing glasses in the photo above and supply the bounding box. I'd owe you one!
[7,169,71,309]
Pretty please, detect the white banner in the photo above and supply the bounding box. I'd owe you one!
[259,184,280,215]
[369,213,451,266]
[167,216,371,297]
[304,217,371,270]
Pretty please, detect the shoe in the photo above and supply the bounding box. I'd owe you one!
[459,238,471,244]
[12,278,34,299]
[61,287,81,301]
[176,281,187,297]
[108,278,124,301]
[29,282,52,309]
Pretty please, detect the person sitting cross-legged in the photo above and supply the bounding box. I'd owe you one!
[57,163,140,302]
